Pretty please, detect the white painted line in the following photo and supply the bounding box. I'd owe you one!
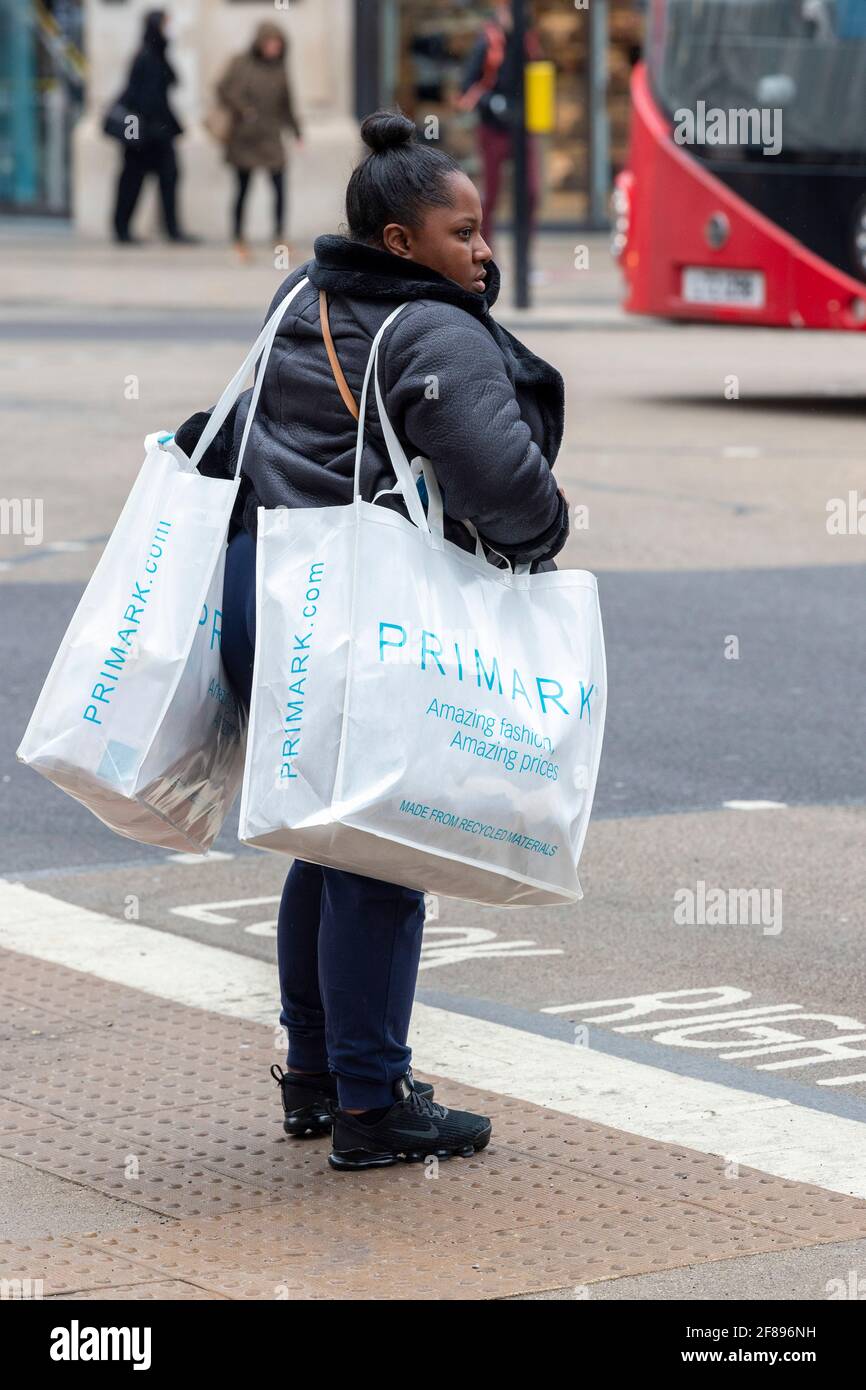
[170,895,281,939]
[614,1004,804,1033]
[165,894,563,966]
[2,878,866,1198]
[167,851,235,865]
[723,800,788,811]
[0,879,277,1026]
[540,988,866,1088]
[169,896,281,925]
[542,987,755,1017]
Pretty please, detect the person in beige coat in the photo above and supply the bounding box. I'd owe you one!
[216,22,302,258]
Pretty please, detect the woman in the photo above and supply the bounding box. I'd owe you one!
[112,10,195,245]
[216,22,302,259]
[176,110,569,1172]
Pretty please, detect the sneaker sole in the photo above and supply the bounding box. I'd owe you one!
[328,1127,491,1172]
[283,1105,332,1138]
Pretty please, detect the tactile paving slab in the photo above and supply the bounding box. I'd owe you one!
[0,1235,173,1298]
[51,1280,229,1301]
[4,944,866,1299]
[0,1120,278,1220]
[483,1089,866,1244]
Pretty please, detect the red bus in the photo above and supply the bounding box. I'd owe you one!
[613,0,866,329]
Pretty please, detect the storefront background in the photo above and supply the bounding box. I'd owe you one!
[0,0,85,214]
[3,0,645,231]
[373,0,645,227]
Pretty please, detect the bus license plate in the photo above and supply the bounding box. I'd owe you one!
[682,267,766,308]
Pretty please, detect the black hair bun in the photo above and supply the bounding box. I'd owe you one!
[360,109,416,155]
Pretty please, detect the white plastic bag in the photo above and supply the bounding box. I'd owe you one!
[239,303,607,905]
[17,278,310,853]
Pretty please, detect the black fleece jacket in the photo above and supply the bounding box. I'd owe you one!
[176,235,569,567]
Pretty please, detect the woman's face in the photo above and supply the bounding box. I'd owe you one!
[382,173,493,295]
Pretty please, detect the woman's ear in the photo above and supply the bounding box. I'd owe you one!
[382,222,413,259]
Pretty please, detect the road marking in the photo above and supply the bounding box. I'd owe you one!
[0,879,277,1025]
[541,988,866,1089]
[0,534,109,569]
[167,851,235,865]
[419,925,562,969]
[171,895,280,934]
[1,878,865,1197]
[168,893,564,963]
[723,800,788,811]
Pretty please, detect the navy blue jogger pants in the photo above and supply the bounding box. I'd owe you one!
[220,526,426,1110]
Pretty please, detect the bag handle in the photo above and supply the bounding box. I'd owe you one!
[462,516,532,576]
[353,308,529,573]
[190,275,310,478]
[412,458,531,574]
[319,290,360,420]
[354,304,431,534]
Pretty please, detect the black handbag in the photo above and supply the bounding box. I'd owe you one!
[103,95,137,143]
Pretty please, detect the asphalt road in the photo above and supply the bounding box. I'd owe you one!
[3,558,866,877]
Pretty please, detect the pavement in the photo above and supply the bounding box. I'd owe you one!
[5,881,866,1302]
[2,225,866,1301]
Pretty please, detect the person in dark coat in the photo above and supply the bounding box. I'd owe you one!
[175,110,569,1171]
[216,22,302,258]
[458,1,542,251]
[112,10,196,244]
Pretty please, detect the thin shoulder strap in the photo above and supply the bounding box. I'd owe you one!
[319,289,359,421]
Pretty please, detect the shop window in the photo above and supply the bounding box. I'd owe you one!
[384,0,644,227]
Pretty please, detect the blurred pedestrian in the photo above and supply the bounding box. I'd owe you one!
[458,1,541,252]
[109,10,196,245]
[215,23,303,262]
[175,109,569,1172]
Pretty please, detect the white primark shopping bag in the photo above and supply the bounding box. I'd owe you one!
[17,277,310,853]
[239,303,607,906]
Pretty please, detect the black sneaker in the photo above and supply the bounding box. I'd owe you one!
[271,1064,434,1138]
[329,1074,491,1171]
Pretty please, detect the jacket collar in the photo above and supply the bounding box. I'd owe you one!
[308,233,565,468]
[309,234,501,319]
